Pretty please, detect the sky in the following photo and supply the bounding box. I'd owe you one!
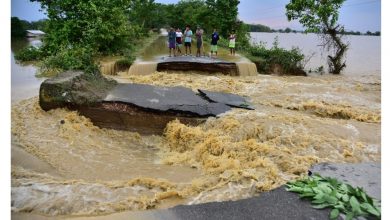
[11,0,381,32]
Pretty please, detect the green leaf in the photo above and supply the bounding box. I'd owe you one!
[313,192,325,200]
[339,183,348,192]
[287,186,304,193]
[312,199,326,204]
[299,192,315,198]
[312,203,331,209]
[349,196,361,213]
[324,194,338,204]
[361,203,380,216]
[342,194,349,202]
[334,203,346,211]
[360,192,368,202]
[330,208,340,219]
[346,212,354,220]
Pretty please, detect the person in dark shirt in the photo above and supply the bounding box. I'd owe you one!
[168,27,176,57]
[210,29,220,58]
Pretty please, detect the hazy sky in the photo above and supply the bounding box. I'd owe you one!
[11,0,381,32]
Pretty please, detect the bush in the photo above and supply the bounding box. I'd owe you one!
[41,45,98,75]
[14,46,44,61]
[247,38,306,75]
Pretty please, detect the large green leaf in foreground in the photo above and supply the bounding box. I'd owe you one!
[286,174,381,220]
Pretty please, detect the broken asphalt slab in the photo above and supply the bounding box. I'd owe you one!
[198,89,254,110]
[104,83,231,117]
[39,71,254,134]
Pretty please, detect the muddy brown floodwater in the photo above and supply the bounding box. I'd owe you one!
[11,35,381,219]
[12,70,380,218]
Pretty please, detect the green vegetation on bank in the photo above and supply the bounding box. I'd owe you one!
[247,23,380,36]
[244,38,306,75]
[287,174,381,220]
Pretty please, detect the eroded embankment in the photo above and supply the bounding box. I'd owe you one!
[11,72,381,217]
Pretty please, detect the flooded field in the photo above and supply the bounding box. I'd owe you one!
[11,34,381,218]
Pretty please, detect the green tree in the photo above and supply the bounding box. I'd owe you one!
[129,0,157,29]
[11,17,29,38]
[30,19,49,32]
[206,0,240,37]
[286,0,348,74]
[248,24,272,32]
[31,0,134,55]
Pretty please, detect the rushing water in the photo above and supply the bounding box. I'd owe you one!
[11,34,381,219]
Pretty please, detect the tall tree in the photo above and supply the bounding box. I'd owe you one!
[31,0,133,54]
[11,17,29,38]
[129,0,156,29]
[206,0,240,37]
[286,0,348,74]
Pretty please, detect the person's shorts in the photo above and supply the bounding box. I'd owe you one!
[211,45,218,52]
[185,42,191,47]
[176,43,182,48]
[169,42,176,49]
[229,42,235,48]
[197,40,203,49]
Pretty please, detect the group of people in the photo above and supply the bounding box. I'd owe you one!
[167,25,236,58]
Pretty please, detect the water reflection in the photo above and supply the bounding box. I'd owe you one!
[11,38,45,103]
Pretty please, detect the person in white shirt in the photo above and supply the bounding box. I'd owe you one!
[175,28,183,55]
[229,30,236,56]
[184,25,193,56]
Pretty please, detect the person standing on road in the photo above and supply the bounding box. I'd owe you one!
[229,30,236,56]
[168,27,176,57]
[184,25,193,56]
[175,28,183,55]
[210,29,220,58]
[195,27,203,57]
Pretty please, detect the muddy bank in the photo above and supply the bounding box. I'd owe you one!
[12,71,380,217]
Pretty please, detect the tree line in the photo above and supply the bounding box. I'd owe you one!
[11,17,47,38]
[247,23,380,36]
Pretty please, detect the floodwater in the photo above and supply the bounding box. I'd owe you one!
[250,32,381,75]
[11,38,45,103]
[11,34,381,219]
